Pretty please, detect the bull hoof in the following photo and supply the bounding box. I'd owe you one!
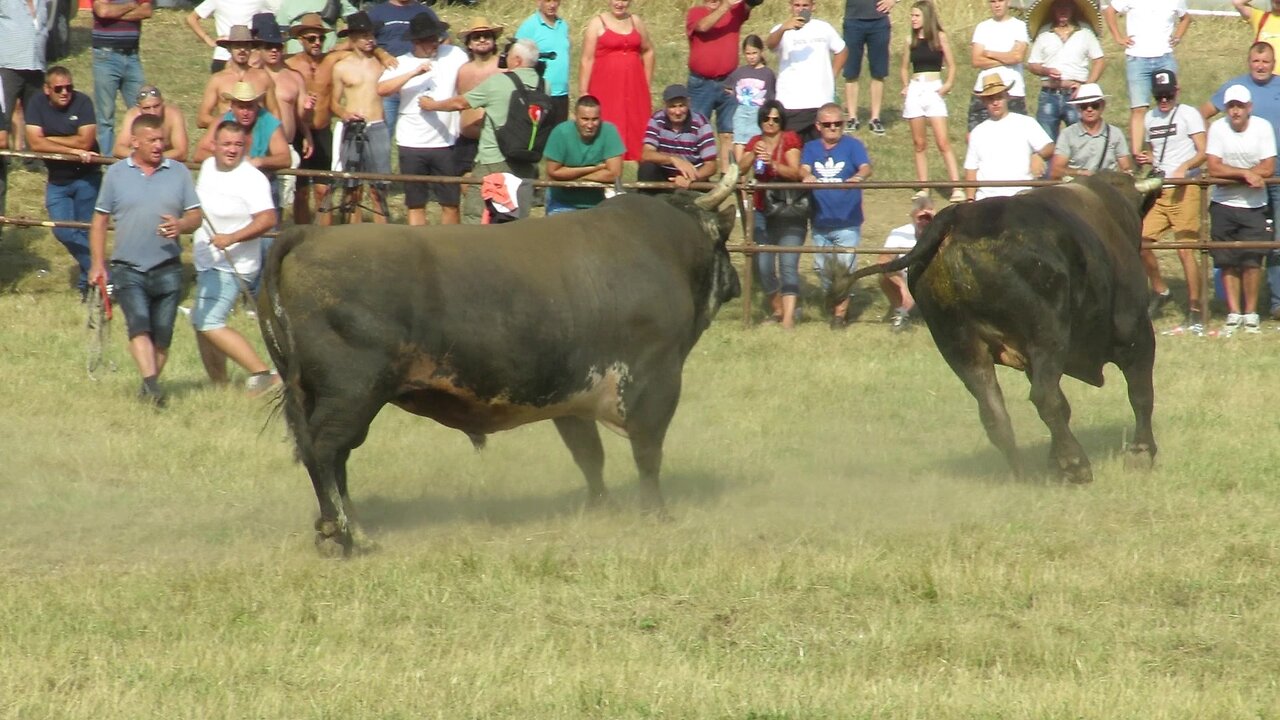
[1054,456,1094,484]
[313,518,354,558]
[1123,445,1156,471]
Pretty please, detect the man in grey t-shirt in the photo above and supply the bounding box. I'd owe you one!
[89,114,202,407]
[1049,83,1132,179]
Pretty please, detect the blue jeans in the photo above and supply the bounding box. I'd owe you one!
[754,211,807,296]
[382,94,400,137]
[92,47,145,154]
[686,72,735,134]
[1035,87,1080,141]
[1266,184,1280,313]
[544,194,579,215]
[45,174,101,290]
[812,225,862,295]
[1125,54,1176,108]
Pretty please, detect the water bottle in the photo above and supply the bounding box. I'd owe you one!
[754,157,766,175]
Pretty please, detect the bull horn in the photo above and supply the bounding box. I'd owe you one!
[1135,177,1164,193]
[695,163,740,210]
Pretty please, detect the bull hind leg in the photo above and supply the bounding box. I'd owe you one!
[552,417,609,508]
[298,395,382,557]
[624,367,682,517]
[936,335,1026,478]
[1026,355,1092,484]
[1117,326,1158,470]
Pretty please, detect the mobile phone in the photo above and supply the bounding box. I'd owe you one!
[798,8,812,21]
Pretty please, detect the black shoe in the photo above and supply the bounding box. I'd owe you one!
[829,314,848,330]
[845,118,859,134]
[869,118,886,136]
[1148,290,1172,318]
[138,383,167,409]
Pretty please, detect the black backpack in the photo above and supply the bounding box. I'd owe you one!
[489,72,554,164]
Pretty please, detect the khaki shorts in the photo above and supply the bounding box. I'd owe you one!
[1142,184,1202,241]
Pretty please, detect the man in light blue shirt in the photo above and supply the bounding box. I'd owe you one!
[514,0,570,127]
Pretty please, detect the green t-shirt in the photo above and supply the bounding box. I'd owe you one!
[543,120,626,208]
[465,67,541,166]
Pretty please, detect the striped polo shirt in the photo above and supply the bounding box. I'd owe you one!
[642,109,717,169]
[93,0,149,50]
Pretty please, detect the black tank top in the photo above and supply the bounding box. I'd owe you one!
[909,40,944,74]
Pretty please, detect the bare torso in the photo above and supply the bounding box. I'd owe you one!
[456,56,500,139]
[201,65,278,127]
[332,51,387,122]
[267,63,308,142]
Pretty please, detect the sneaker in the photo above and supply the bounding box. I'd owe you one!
[949,188,967,203]
[1224,313,1243,336]
[1244,313,1262,334]
[138,383,167,409]
[178,305,192,317]
[912,189,929,201]
[245,371,281,396]
[1147,290,1172,318]
[1187,322,1205,337]
[845,118,860,133]
[890,309,911,333]
[869,118,886,135]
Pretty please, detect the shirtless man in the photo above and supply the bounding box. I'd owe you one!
[453,18,504,223]
[197,25,281,129]
[330,11,390,223]
[284,14,336,224]
[112,86,190,161]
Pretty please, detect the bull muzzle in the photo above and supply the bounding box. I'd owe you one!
[1134,177,1164,194]
[695,163,740,212]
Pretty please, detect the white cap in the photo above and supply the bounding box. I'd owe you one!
[1224,84,1252,105]
[1067,83,1107,105]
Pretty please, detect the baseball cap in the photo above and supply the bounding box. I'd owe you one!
[662,84,690,103]
[1151,69,1177,97]
[1224,84,1252,105]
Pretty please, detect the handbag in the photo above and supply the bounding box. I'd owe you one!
[759,136,810,220]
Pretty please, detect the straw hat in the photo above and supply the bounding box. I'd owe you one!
[1024,0,1102,37]
[215,25,256,47]
[457,17,504,41]
[221,81,266,103]
[974,73,1010,97]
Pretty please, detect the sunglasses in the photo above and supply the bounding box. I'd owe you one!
[469,33,496,41]
[1154,94,1175,102]
[256,43,283,50]
[762,115,782,124]
[1079,101,1103,110]
[50,84,73,93]
[299,34,324,43]
[818,121,843,128]
[136,87,161,102]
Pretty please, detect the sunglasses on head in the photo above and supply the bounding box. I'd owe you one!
[136,87,161,101]
[818,121,843,128]
[50,84,73,93]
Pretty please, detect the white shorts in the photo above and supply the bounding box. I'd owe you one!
[902,78,948,120]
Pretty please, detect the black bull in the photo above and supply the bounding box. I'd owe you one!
[257,169,741,555]
[848,171,1165,482]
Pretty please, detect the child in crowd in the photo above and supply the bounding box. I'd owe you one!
[901,0,964,203]
[724,34,777,162]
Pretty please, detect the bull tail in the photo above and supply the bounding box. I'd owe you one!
[845,204,956,283]
[258,226,311,463]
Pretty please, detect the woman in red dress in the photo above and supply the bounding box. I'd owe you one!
[579,0,654,161]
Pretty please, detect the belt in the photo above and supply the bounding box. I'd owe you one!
[1040,86,1073,94]
[911,71,941,81]
[99,46,140,55]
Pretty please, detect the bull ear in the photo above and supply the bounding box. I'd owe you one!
[1134,177,1164,194]
[695,163,740,210]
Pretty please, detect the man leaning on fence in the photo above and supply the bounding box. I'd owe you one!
[89,113,202,408]
[543,94,624,214]
[1049,83,1132,179]
[192,120,279,394]
[639,84,719,191]
[1136,69,1205,329]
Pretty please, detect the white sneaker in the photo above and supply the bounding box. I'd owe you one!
[912,189,929,200]
[949,188,967,203]
[177,305,191,317]
[1224,313,1243,336]
[1244,313,1262,334]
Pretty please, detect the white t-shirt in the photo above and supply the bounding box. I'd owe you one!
[1206,115,1277,208]
[1028,27,1105,84]
[884,223,917,265]
[1108,0,1188,58]
[194,0,269,61]
[193,157,275,274]
[379,44,468,149]
[964,112,1054,199]
[970,17,1029,96]
[771,18,847,110]
[1144,102,1204,177]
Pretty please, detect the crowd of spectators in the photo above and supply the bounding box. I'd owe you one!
[5,0,1280,403]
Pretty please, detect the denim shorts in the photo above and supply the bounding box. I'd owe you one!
[843,16,892,80]
[192,269,247,331]
[1125,54,1177,109]
[111,261,184,348]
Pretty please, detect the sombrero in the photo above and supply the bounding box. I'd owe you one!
[1024,0,1102,37]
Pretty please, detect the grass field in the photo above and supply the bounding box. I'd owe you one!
[5,3,1280,718]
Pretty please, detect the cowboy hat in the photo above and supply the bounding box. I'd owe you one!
[457,17,504,41]
[251,13,285,45]
[288,12,332,38]
[1024,0,1102,37]
[407,13,450,42]
[337,11,374,38]
[221,81,266,103]
[215,25,256,47]
[974,73,1010,97]
[1066,82,1108,105]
